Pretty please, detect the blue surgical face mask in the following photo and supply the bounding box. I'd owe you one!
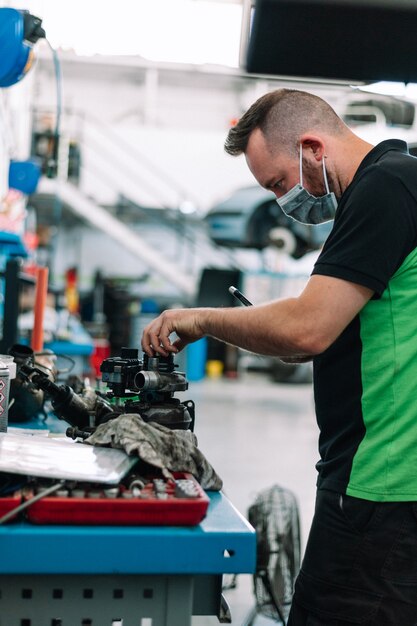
[276,145,337,225]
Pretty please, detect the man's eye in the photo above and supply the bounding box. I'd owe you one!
[273,179,283,190]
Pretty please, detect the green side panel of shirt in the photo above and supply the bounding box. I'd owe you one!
[347,245,417,501]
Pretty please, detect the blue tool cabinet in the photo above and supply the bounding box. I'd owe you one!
[0,492,256,626]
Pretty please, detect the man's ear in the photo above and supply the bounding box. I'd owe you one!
[300,135,325,161]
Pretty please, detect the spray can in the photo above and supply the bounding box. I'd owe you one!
[0,359,10,432]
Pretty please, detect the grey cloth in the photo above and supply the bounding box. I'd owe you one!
[84,413,223,491]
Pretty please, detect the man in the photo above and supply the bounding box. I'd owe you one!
[142,89,417,625]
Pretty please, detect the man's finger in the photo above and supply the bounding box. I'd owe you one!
[143,319,166,356]
[158,323,175,352]
[141,325,156,356]
[172,338,187,352]
[149,327,169,356]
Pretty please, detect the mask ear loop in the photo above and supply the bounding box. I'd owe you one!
[322,156,331,194]
[299,144,303,186]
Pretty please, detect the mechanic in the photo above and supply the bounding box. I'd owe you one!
[142,89,417,625]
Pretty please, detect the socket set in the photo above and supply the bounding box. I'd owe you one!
[22,473,210,526]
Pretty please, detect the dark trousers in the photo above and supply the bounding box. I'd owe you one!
[287,489,417,626]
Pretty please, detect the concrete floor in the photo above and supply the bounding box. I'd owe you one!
[185,370,320,626]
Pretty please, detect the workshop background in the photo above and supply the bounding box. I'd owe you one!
[2,0,417,624]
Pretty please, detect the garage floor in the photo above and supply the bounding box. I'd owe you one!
[188,370,320,625]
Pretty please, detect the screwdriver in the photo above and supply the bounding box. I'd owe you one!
[228,285,253,307]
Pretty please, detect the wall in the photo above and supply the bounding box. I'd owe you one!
[33,52,352,212]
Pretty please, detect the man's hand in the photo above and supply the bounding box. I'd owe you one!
[141,308,207,356]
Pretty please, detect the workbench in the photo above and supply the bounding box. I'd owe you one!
[0,491,256,626]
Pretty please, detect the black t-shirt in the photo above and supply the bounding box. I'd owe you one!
[311,139,417,501]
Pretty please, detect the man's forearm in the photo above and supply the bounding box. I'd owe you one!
[142,275,373,359]
[199,298,317,357]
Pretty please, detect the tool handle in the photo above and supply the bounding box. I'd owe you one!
[228,285,253,307]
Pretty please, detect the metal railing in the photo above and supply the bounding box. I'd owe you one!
[32,107,249,287]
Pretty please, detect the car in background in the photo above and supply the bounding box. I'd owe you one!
[205,185,332,258]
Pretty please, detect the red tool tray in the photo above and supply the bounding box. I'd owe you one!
[0,493,22,523]
[25,473,210,526]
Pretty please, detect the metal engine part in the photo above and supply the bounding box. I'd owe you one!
[9,344,195,434]
[100,348,194,431]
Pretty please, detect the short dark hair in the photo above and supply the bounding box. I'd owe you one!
[224,88,346,157]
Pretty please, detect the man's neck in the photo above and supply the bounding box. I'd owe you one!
[334,135,374,195]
